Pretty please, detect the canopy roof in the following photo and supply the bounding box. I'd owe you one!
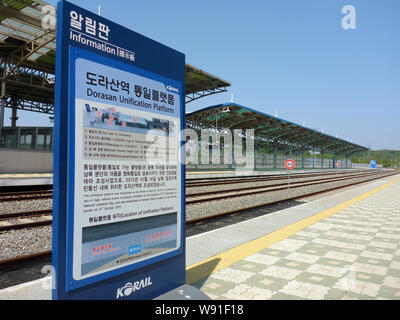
[0,0,230,114]
[186,103,368,155]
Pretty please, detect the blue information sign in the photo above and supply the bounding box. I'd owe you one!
[370,160,376,169]
[53,1,185,299]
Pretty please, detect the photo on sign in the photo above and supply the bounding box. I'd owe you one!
[83,103,177,137]
[80,212,178,276]
[74,98,182,279]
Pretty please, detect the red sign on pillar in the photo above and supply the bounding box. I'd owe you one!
[284,159,295,170]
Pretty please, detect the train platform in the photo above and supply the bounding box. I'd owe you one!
[186,173,400,300]
[0,173,399,300]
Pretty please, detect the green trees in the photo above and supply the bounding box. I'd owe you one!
[351,150,400,168]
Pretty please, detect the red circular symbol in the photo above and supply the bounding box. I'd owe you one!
[284,159,295,170]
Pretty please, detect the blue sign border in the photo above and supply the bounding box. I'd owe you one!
[65,46,184,291]
[52,0,186,299]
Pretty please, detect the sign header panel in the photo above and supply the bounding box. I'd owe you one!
[53,0,185,300]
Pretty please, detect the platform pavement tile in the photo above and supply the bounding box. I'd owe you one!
[307,222,334,231]
[274,258,311,271]
[331,225,379,234]
[306,263,348,278]
[260,265,302,280]
[285,251,320,264]
[375,232,400,240]
[370,237,399,247]
[279,280,330,300]
[267,239,308,252]
[242,253,281,266]
[387,268,400,278]
[332,278,381,297]
[205,293,221,300]
[368,242,398,252]
[380,226,400,232]
[351,262,388,276]
[320,235,371,248]
[192,277,236,298]
[360,250,394,262]
[210,267,256,284]
[192,178,400,300]
[289,235,310,242]
[269,292,307,300]
[293,230,323,239]
[314,257,352,269]
[382,275,400,289]
[367,241,398,250]
[257,248,291,258]
[355,256,391,268]
[229,260,273,274]
[245,273,288,292]
[390,261,400,270]
[311,238,367,251]
[354,272,385,285]
[324,217,382,228]
[324,230,374,242]
[338,247,366,256]
[294,271,339,288]
[324,250,358,263]
[221,284,276,300]
[324,288,375,300]
[377,286,400,300]
[295,242,332,256]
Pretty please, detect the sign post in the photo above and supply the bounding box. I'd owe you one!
[53,0,186,299]
[284,159,295,189]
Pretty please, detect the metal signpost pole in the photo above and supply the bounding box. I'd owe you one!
[284,159,295,190]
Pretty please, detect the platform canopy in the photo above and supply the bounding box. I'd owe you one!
[185,64,230,103]
[186,103,368,155]
[0,0,230,117]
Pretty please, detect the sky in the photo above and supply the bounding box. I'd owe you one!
[5,0,400,150]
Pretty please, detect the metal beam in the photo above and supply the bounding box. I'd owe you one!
[0,3,44,29]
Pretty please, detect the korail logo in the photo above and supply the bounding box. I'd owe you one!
[116,276,152,299]
[166,85,179,94]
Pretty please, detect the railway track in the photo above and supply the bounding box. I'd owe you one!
[0,170,398,268]
[0,209,53,232]
[0,171,394,233]
[0,170,371,202]
[0,190,53,202]
[185,171,386,203]
[186,171,398,224]
[185,169,366,187]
